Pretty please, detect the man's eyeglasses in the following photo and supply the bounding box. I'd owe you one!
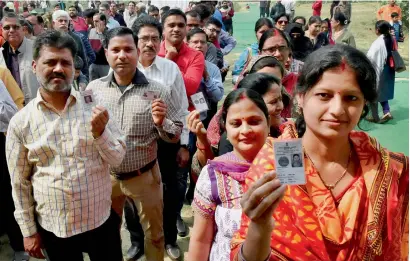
[277,20,288,25]
[139,36,160,44]
[262,45,288,54]
[206,27,221,34]
[2,24,21,31]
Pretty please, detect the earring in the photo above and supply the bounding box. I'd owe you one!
[296,105,302,115]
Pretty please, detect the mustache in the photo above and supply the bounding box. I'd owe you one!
[49,73,65,80]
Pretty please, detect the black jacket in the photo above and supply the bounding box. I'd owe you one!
[270,2,286,20]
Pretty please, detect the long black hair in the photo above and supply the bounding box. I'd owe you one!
[294,44,378,137]
[376,20,393,58]
[255,17,274,33]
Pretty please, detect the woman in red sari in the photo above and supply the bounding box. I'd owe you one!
[231,44,408,261]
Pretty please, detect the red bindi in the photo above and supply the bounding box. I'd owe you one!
[340,57,347,71]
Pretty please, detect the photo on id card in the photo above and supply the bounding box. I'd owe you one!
[191,92,209,112]
[81,90,96,109]
[273,139,306,185]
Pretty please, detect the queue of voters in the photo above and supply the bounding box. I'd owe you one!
[0,1,408,261]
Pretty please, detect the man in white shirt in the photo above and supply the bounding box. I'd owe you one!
[128,15,189,260]
[124,1,138,28]
[281,0,296,21]
[99,2,120,29]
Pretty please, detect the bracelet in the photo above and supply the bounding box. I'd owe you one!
[239,243,271,261]
[196,141,207,150]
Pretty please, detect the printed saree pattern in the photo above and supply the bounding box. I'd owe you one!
[231,122,408,261]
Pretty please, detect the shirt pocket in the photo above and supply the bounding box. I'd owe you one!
[124,99,153,136]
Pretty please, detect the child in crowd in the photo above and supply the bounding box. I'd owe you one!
[390,12,404,42]
[73,56,88,91]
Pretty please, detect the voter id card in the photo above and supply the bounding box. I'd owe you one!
[142,90,160,101]
[273,139,306,185]
[191,92,209,113]
[81,90,96,109]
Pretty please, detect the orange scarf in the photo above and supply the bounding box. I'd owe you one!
[231,122,408,261]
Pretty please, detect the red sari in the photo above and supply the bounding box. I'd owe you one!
[231,122,409,261]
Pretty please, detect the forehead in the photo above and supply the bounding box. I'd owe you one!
[190,33,206,40]
[187,15,199,22]
[226,98,265,119]
[312,67,362,93]
[278,16,288,21]
[2,17,19,25]
[69,7,76,10]
[38,46,73,60]
[164,15,186,25]
[138,25,160,36]
[149,10,159,14]
[107,35,136,48]
[263,35,287,47]
[207,23,221,29]
[56,16,69,20]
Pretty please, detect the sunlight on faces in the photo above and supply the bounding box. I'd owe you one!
[105,35,139,77]
[260,35,290,65]
[33,46,74,93]
[226,97,269,161]
[188,33,208,55]
[297,66,365,140]
[138,26,161,62]
[163,15,186,46]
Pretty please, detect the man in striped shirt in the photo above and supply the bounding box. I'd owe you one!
[87,27,183,261]
[6,30,126,261]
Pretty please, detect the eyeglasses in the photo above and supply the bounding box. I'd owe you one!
[206,27,221,34]
[262,45,288,54]
[2,24,21,31]
[139,35,160,44]
[277,20,288,25]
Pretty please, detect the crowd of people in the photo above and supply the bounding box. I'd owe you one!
[0,1,408,261]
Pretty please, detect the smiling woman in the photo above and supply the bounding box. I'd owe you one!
[231,44,409,261]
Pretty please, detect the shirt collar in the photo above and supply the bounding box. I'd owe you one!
[102,68,149,86]
[34,86,78,109]
[8,37,27,55]
[138,56,161,70]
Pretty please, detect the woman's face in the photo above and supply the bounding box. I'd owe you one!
[262,83,284,128]
[330,18,339,30]
[256,25,271,42]
[297,66,365,141]
[275,16,288,31]
[295,18,305,26]
[226,97,269,161]
[308,22,321,36]
[260,35,290,65]
[321,21,329,33]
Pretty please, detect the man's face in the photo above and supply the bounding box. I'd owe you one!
[2,18,24,47]
[138,26,160,64]
[186,15,200,31]
[33,46,74,93]
[27,16,42,36]
[163,15,187,46]
[149,10,159,21]
[188,33,207,55]
[68,7,77,18]
[93,14,106,28]
[105,35,139,77]
[99,6,110,17]
[392,16,399,22]
[110,3,117,14]
[53,16,69,32]
[205,23,221,42]
[128,3,135,14]
[54,5,61,11]
[74,69,81,79]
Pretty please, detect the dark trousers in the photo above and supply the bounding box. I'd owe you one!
[0,133,24,252]
[39,209,122,261]
[260,7,266,17]
[157,140,180,245]
[124,197,144,248]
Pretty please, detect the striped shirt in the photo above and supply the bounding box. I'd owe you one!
[137,56,189,145]
[86,69,183,173]
[5,87,126,238]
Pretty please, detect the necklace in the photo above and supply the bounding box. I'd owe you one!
[305,148,352,190]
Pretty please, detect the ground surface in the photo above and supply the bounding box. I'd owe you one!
[0,2,408,261]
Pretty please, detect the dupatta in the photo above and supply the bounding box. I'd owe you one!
[231,122,409,261]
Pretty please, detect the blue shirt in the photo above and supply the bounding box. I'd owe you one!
[232,43,259,81]
[213,9,226,31]
[199,61,224,119]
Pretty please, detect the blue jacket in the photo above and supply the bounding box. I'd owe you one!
[232,43,259,82]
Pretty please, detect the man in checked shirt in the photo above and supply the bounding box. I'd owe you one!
[6,30,126,261]
[86,27,183,261]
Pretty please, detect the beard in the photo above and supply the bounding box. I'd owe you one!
[37,73,73,93]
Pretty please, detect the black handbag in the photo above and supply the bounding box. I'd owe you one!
[391,50,406,73]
